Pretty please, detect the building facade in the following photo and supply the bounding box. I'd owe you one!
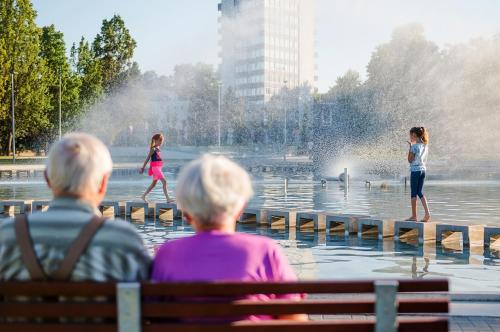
[218,0,316,104]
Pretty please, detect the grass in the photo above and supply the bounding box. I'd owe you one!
[0,156,46,165]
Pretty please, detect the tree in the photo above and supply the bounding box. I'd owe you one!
[92,15,137,93]
[40,24,81,138]
[172,64,218,145]
[0,0,52,154]
[366,23,441,154]
[327,69,361,96]
[222,88,246,144]
[70,37,103,108]
[433,37,500,158]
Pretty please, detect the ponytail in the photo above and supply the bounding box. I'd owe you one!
[420,127,429,145]
[410,127,429,145]
[150,133,164,148]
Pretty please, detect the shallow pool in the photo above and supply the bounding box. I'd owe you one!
[133,220,499,293]
[2,172,500,226]
[1,173,500,292]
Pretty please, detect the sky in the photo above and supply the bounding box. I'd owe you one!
[32,0,500,93]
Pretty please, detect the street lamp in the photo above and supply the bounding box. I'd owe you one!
[283,80,288,161]
[218,82,222,150]
[10,72,15,164]
[58,70,62,140]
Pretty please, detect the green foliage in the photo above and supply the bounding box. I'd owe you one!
[0,0,52,154]
[92,15,137,93]
[70,37,103,108]
[40,24,82,138]
[0,3,139,154]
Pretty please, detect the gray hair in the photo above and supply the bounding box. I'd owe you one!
[176,154,253,227]
[46,133,113,195]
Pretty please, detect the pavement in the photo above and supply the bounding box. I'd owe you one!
[450,316,500,331]
[310,315,500,331]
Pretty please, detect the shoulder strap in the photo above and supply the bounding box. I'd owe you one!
[52,215,106,281]
[14,214,47,280]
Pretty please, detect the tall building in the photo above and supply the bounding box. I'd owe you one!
[218,0,316,105]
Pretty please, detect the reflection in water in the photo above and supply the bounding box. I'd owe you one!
[412,257,430,279]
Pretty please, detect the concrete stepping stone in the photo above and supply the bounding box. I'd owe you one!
[297,212,325,231]
[155,203,181,221]
[358,219,395,240]
[266,210,297,228]
[394,221,437,245]
[99,201,120,217]
[239,208,268,225]
[0,200,25,216]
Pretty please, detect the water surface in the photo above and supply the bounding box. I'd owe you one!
[1,173,499,293]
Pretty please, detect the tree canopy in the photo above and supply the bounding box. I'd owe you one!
[0,0,138,155]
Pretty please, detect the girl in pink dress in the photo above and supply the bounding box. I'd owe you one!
[140,133,173,202]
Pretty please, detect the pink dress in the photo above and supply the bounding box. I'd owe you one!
[148,147,164,180]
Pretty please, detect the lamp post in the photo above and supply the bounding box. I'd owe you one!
[283,80,288,161]
[218,82,222,150]
[58,70,62,140]
[10,72,16,164]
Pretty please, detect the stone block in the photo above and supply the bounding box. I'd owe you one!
[358,219,395,240]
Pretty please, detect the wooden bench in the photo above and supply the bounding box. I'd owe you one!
[0,279,449,332]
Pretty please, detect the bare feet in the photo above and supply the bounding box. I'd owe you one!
[405,217,417,221]
[421,215,431,222]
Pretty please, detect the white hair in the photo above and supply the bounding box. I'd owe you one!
[46,133,113,195]
[176,154,253,227]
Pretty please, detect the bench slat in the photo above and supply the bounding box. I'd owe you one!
[142,300,374,317]
[398,317,449,332]
[0,280,448,297]
[398,280,449,293]
[0,324,116,332]
[398,298,449,313]
[141,318,448,332]
[141,281,374,296]
[0,319,449,332]
[0,322,374,332]
[141,280,448,296]
[0,298,448,318]
[0,282,115,296]
[141,298,448,317]
[145,320,376,332]
[0,303,116,317]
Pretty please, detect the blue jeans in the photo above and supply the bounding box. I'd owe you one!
[410,171,426,199]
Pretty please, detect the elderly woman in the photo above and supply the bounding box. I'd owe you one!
[152,154,305,321]
[0,133,150,281]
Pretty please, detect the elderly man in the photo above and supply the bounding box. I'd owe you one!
[0,133,151,281]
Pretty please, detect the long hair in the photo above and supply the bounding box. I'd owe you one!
[150,133,164,148]
[410,127,429,145]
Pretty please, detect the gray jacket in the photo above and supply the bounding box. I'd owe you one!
[0,197,151,281]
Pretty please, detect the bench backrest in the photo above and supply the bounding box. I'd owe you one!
[0,279,449,332]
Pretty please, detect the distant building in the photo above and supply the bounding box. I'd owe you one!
[218,0,317,105]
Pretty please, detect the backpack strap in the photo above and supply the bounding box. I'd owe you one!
[14,214,47,280]
[52,215,106,281]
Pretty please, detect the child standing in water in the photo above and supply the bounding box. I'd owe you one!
[407,127,431,222]
[140,133,173,202]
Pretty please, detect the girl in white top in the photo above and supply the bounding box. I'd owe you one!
[406,127,431,222]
